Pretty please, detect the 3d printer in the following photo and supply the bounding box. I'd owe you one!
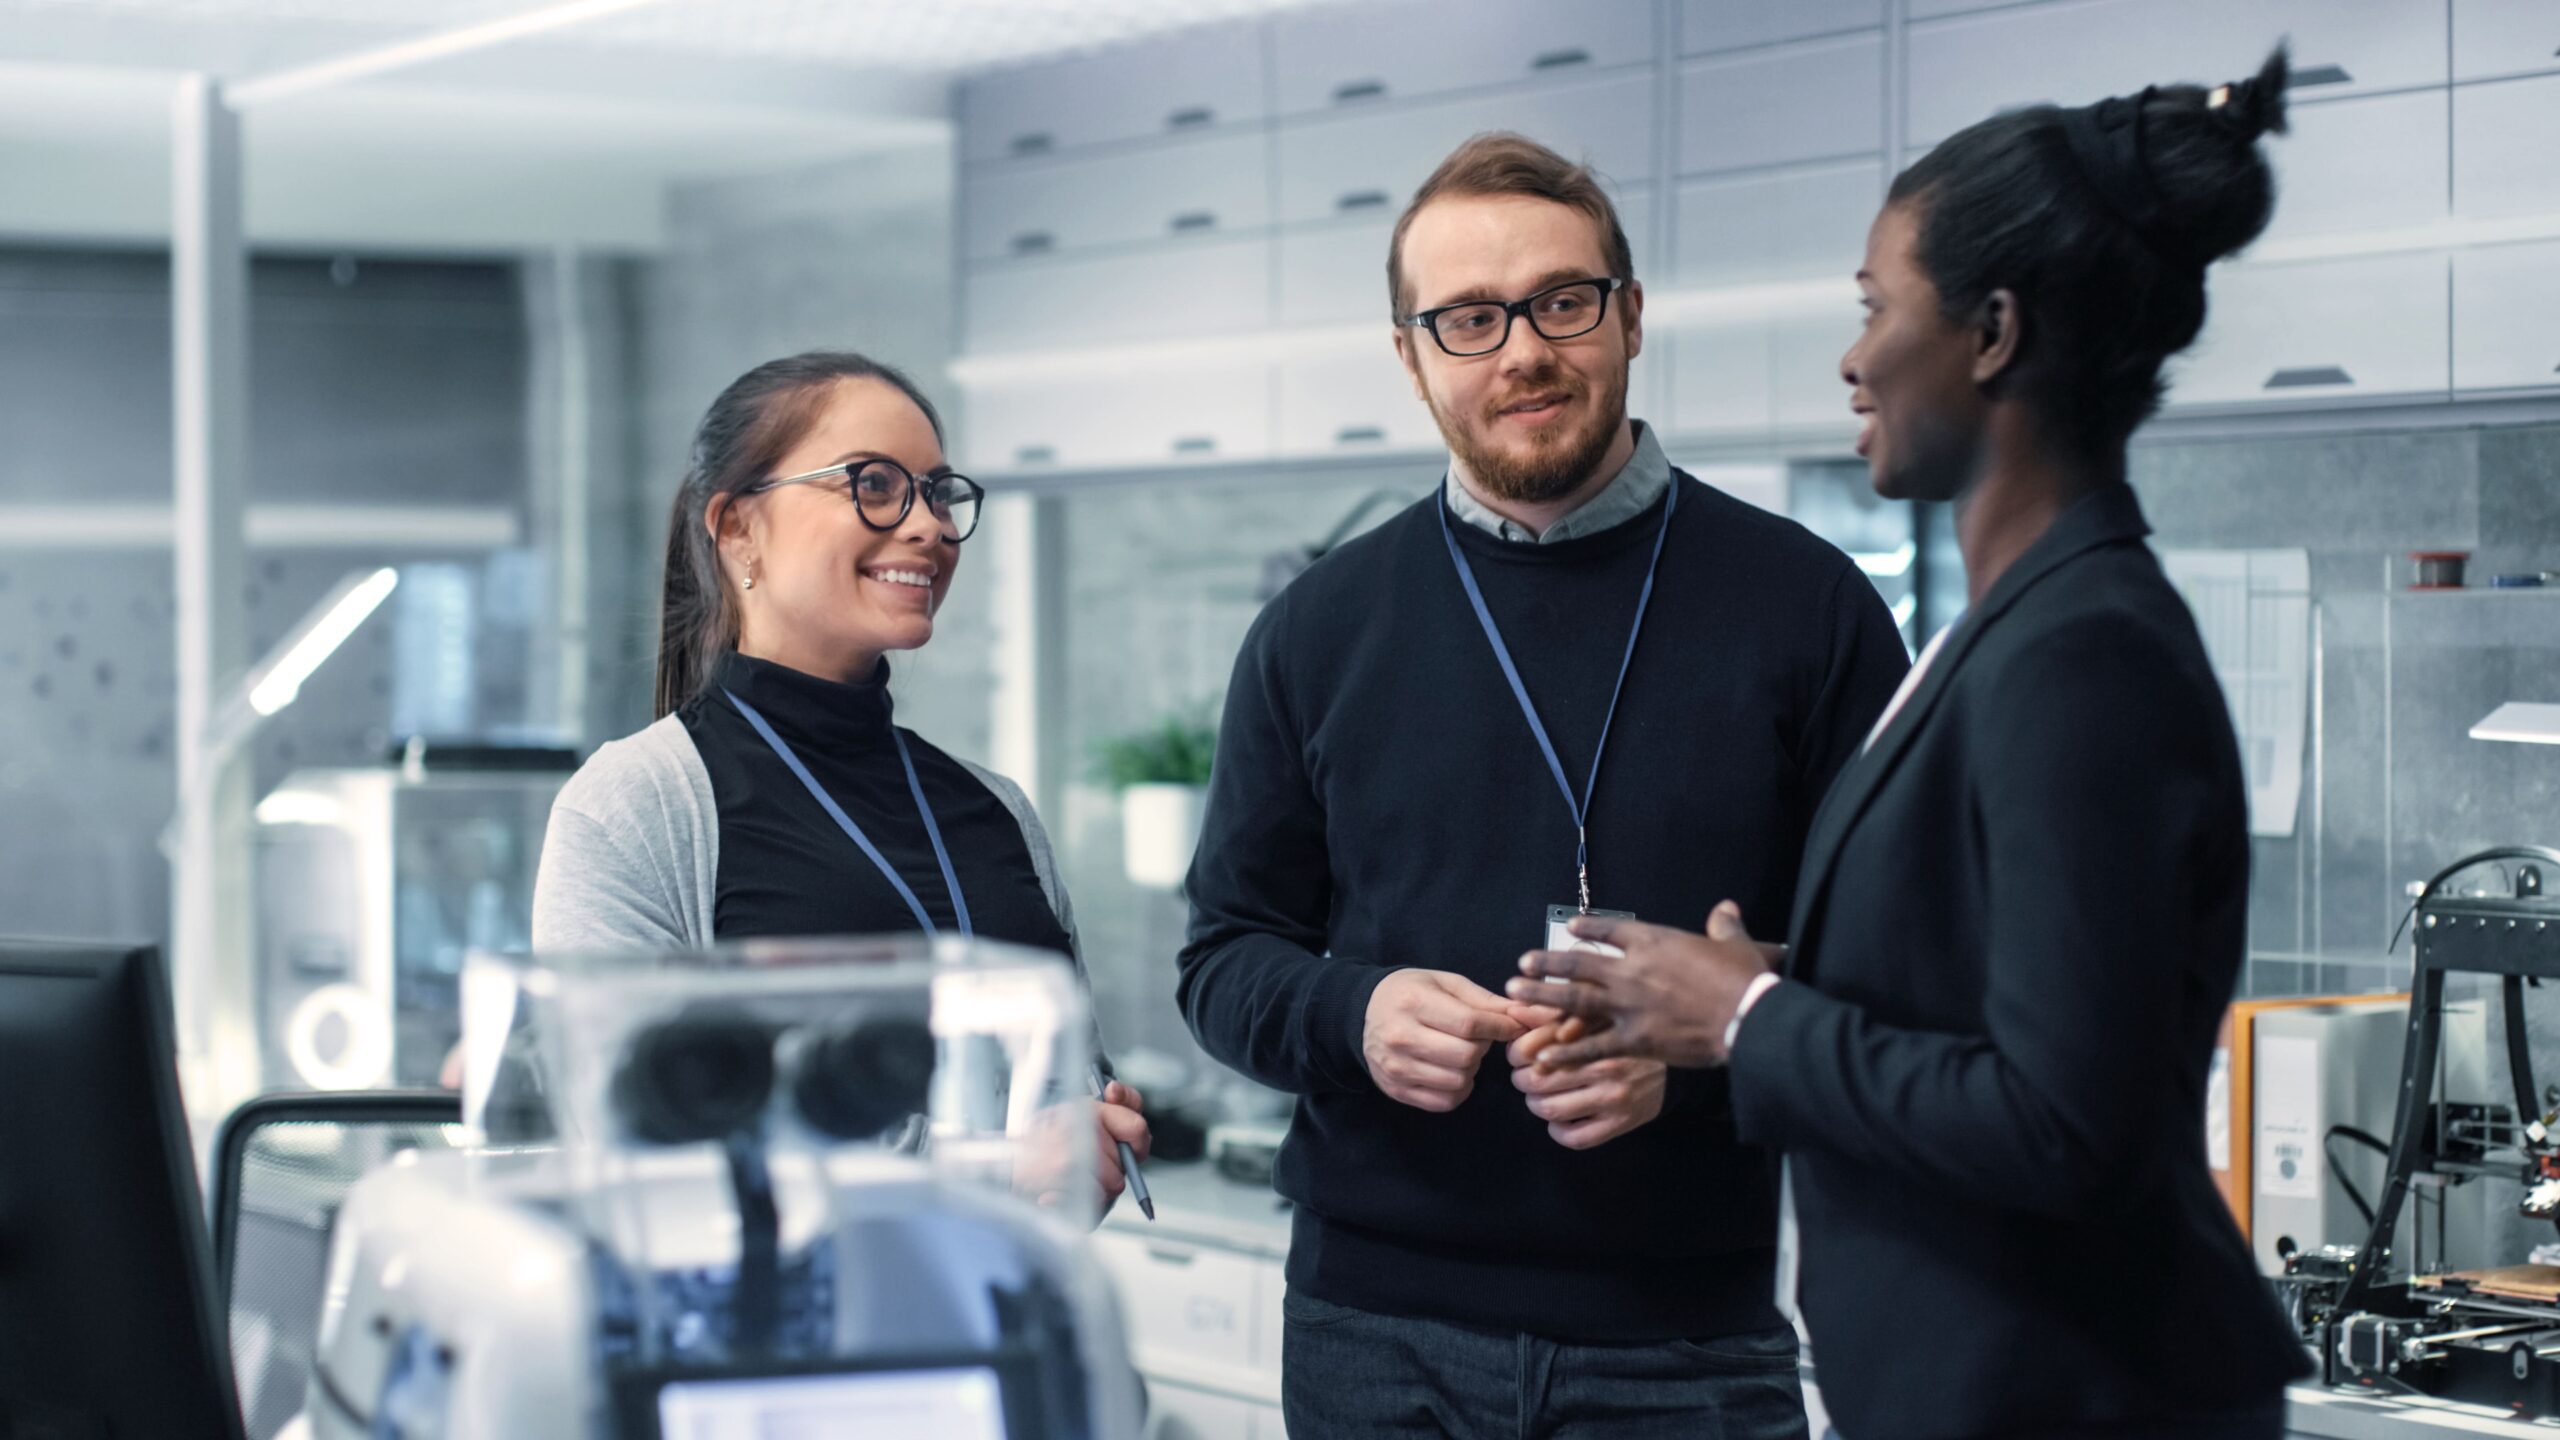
[2286,846,2560,1417]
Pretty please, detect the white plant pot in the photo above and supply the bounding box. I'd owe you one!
[1120,783,1205,890]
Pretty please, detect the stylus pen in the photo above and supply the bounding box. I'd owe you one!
[1091,1062,1155,1221]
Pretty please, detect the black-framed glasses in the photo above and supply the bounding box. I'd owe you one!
[752,458,985,542]
[1399,277,1627,358]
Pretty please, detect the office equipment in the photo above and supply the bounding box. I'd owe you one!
[211,1090,464,1440]
[1207,1119,1288,1187]
[254,757,570,1091]
[2312,848,2560,1417]
[307,936,1141,1439]
[0,940,246,1440]
[2251,999,2413,1274]
[2213,994,2373,1237]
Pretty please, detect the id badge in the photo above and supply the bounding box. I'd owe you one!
[1543,904,1634,967]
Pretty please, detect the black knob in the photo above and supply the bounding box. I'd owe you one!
[793,1016,938,1141]
[612,1008,777,1146]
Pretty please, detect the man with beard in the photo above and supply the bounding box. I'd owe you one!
[1177,132,1909,1438]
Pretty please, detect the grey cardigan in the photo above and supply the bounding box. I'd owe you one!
[530,714,1081,963]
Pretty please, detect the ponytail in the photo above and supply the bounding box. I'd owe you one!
[650,351,945,718]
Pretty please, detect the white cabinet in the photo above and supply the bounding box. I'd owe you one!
[1280,221,1400,329]
[1280,192,1657,328]
[961,26,1269,162]
[2455,0,2560,83]
[2171,253,2450,407]
[2454,74,2560,221]
[1147,1383,1260,1440]
[1681,0,1884,56]
[1275,71,1655,227]
[1678,32,1884,175]
[2454,239,2560,392]
[2256,89,2448,248]
[1273,0,1656,115]
[1276,343,1435,457]
[1091,1232,1266,1375]
[1906,0,2447,148]
[1672,159,1882,288]
[964,132,1270,262]
[963,238,1270,355]
[962,358,1273,473]
[1668,314,1861,439]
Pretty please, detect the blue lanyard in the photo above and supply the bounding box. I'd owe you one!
[1437,480,1679,911]
[722,690,974,939]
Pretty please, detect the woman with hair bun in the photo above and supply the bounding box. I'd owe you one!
[1506,52,2313,1439]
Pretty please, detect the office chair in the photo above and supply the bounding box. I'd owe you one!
[210,1091,465,1440]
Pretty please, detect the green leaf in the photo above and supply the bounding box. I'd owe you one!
[1090,707,1219,788]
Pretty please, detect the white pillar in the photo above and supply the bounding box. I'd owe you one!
[171,73,256,1119]
[988,491,1070,823]
[522,247,595,745]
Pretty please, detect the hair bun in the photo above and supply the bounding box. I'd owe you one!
[2208,46,2291,142]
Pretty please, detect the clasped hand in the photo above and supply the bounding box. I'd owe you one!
[1361,967,1665,1149]
[1498,902,1782,1070]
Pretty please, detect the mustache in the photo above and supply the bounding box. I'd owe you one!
[1481,371,1584,422]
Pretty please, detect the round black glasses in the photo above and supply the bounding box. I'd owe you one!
[752,458,984,542]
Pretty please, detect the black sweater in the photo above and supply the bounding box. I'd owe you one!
[680,650,1073,956]
[1178,476,1909,1342]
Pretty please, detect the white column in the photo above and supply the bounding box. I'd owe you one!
[987,491,1071,824]
[522,247,594,744]
[171,73,257,1118]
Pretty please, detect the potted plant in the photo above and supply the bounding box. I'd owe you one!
[1093,712,1217,889]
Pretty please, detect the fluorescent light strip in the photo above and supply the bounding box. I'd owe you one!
[0,504,520,549]
[253,790,348,827]
[249,566,397,716]
[2251,212,2560,266]
[2471,702,2560,746]
[229,0,682,107]
[1854,541,1917,578]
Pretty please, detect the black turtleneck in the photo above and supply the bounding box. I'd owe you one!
[677,650,1072,955]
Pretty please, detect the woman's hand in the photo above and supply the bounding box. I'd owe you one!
[1094,1080,1152,1211]
[1502,903,1777,1068]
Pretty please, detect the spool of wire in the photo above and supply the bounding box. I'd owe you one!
[2410,551,2469,590]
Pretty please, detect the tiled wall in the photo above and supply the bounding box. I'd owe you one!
[1043,464,1435,1060]
[2132,423,2560,999]
[1014,420,2560,1064]
[0,247,532,944]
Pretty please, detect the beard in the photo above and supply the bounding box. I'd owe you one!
[1429,359,1629,506]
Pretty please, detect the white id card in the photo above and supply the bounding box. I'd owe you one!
[1543,904,1634,972]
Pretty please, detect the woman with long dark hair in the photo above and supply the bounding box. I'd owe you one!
[531,351,1149,1209]
[1504,54,2313,1438]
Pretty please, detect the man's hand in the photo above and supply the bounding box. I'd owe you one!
[1364,969,1530,1111]
[1501,902,1776,1069]
[1507,1020,1665,1149]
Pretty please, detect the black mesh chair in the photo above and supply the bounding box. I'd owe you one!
[210,1091,464,1440]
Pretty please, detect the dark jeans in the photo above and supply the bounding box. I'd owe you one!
[1820,1397,2287,1440]
[1282,1290,1810,1440]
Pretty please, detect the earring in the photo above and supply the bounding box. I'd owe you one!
[742,566,756,591]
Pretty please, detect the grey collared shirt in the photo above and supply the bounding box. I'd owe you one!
[1443,420,1673,544]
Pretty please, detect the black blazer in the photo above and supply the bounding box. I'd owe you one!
[1728,486,2310,1440]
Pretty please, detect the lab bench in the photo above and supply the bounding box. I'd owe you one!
[1093,1162,2550,1439]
